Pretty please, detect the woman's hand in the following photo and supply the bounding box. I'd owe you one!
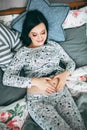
[31,77,56,94]
[53,70,71,92]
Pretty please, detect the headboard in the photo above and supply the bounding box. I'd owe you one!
[0,1,87,15]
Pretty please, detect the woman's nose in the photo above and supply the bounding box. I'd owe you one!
[37,35,42,40]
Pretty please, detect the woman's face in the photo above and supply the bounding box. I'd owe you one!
[29,23,47,48]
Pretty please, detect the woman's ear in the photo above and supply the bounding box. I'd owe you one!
[28,33,30,38]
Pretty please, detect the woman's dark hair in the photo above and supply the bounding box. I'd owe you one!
[20,9,48,46]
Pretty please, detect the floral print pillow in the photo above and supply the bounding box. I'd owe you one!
[63,6,87,29]
[0,14,19,27]
[66,66,87,97]
[0,98,28,130]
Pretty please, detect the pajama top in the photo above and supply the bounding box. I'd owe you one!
[3,40,75,88]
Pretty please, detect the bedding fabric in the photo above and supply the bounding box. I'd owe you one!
[62,6,87,29]
[0,14,19,27]
[22,117,42,130]
[60,24,87,68]
[11,0,69,42]
[66,65,87,97]
[0,98,28,130]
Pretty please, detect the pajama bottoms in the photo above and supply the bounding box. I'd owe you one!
[27,86,86,130]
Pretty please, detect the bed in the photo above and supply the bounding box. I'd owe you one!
[0,0,87,130]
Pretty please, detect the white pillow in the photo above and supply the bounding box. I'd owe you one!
[0,14,19,27]
[63,6,87,29]
[66,66,87,97]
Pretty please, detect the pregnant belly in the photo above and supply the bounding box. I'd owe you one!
[27,78,58,94]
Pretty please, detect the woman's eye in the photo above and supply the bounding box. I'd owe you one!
[41,32,45,35]
[32,34,37,37]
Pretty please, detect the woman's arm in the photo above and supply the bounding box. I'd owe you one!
[53,42,76,91]
[3,48,32,88]
[3,47,56,93]
[57,42,76,74]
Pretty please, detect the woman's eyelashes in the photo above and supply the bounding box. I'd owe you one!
[32,31,46,37]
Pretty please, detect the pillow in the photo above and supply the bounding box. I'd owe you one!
[0,14,19,27]
[60,24,87,68]
[0,23,22,71]
[0,98,28,130]
[11,0,69,42]
[86,24,87,36]
[66,65,87,97]
[63,6,87,29]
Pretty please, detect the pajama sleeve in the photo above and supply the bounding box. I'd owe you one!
[3,48,32,88]
[55,42,76,74]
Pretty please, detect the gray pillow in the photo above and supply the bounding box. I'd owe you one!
[0,68,26,106]
[60,24,87,68]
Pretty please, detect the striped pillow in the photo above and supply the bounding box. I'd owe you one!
[0,23,22,71]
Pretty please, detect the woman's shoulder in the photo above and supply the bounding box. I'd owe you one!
[16,46,31,53]
[47,40,60,47]
[14,46,30,58]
